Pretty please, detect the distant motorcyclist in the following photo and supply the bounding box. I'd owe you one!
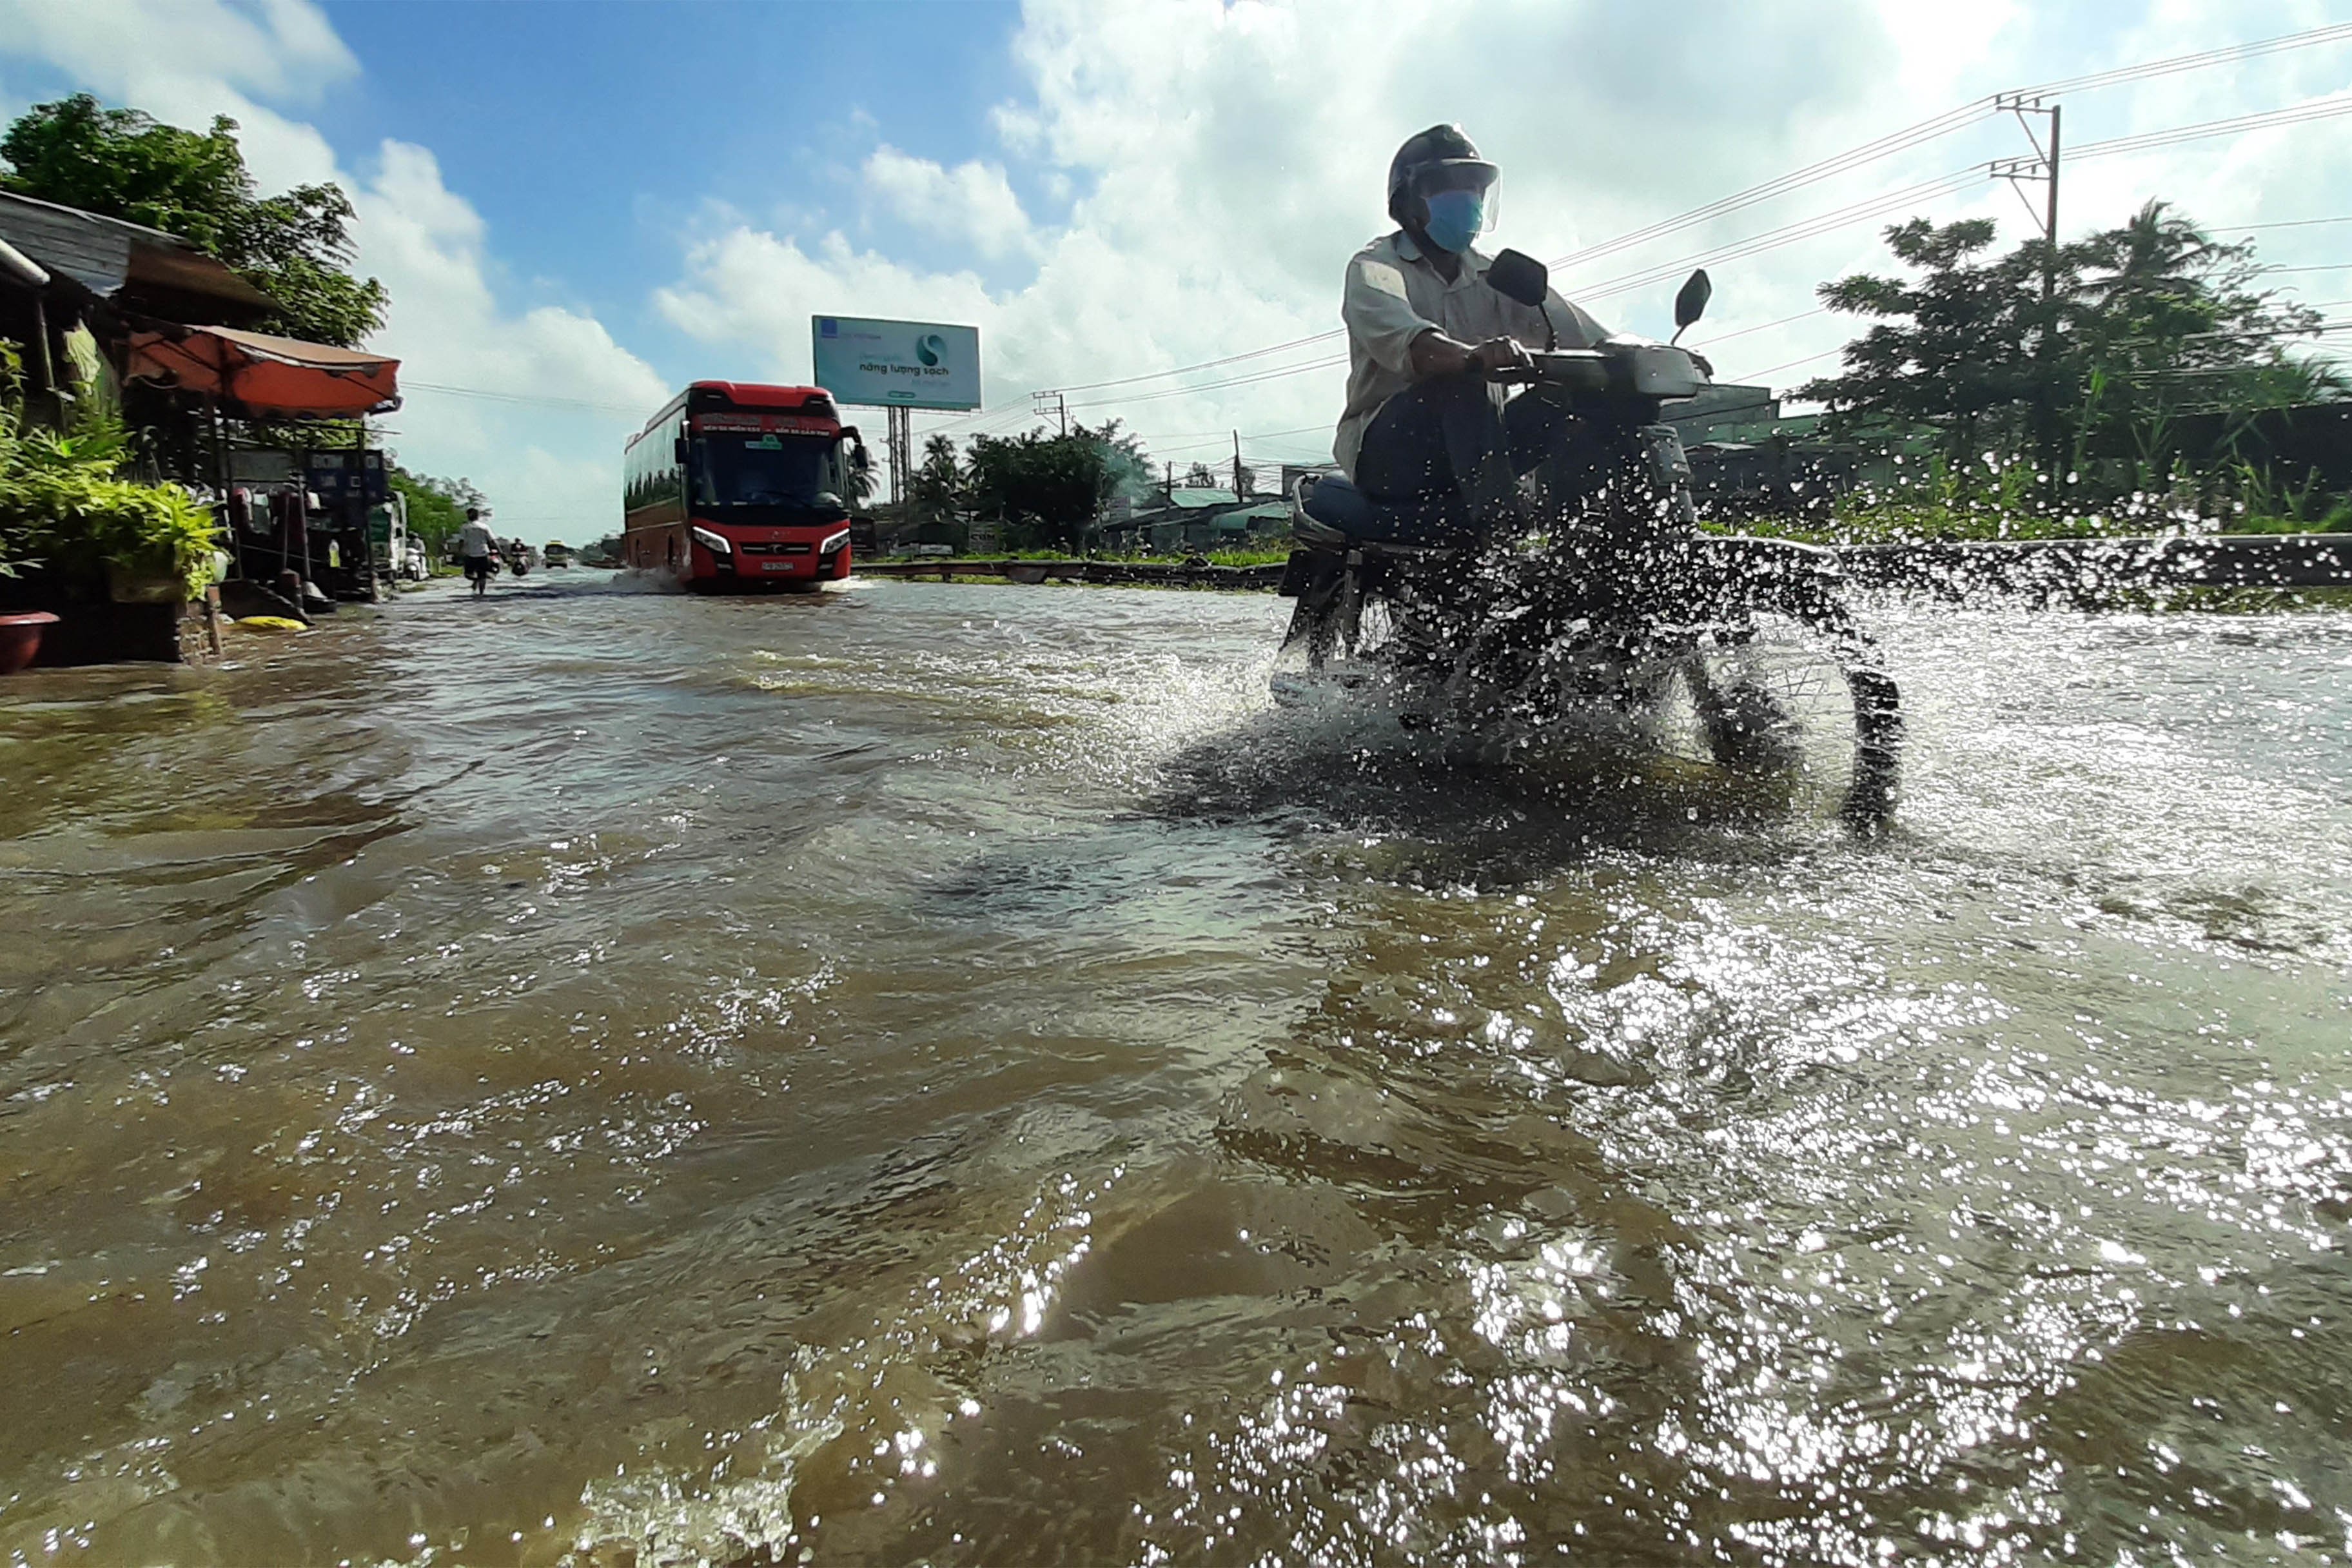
[1335,124,1610,539]
[455,508,498,598]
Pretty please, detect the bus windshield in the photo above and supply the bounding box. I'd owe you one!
[694,434,839,511]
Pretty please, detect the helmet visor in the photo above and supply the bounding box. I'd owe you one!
[1411,161,1501,228]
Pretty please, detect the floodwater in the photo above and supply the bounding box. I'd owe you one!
[2,571,2349,1567]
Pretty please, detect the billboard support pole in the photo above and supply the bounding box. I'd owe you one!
[887,405,912,509]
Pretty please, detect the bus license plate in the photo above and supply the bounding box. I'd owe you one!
[761,560,795,571]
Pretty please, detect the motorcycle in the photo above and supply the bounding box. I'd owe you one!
[1276,251,1902,828]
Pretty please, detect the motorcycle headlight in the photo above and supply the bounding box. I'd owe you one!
[691,525,732,554]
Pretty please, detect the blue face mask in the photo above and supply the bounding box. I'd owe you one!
[1422,189,1485,255]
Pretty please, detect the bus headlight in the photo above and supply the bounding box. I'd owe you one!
[691,525,732,555]
[818,529,850,556]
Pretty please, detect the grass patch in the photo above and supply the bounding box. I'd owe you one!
[895,545,1294,567]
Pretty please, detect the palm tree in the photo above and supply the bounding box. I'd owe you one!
[906,433,965,525]
[2073,199,2224,308]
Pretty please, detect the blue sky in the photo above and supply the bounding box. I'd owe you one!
[312,0,1032,365]
[3,0,2350,533]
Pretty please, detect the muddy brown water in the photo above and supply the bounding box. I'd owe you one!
[2,572,2349,1566]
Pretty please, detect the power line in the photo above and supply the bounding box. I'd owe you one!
[1050,103,2352,418]
[1684,306,1831,349]
[2217,214,2352,231]
[404,380,647,415]
[1571,103,2352,309]
[1062,352,1349,412]
[404,34,2352,432]
[2066,94,2352,163]
[1151,422,1329,456]
[1565,167,1987,304]
[1729,346,1847,384]
[2026,22,2352,95]
[1017,21,2352,406]
[1051,328,1345,396]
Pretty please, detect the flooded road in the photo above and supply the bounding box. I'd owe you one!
[3,572,2349,1567]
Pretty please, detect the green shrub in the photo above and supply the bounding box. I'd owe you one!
[0,404,221,596]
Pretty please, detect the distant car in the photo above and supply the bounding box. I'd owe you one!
[544,541,574,568]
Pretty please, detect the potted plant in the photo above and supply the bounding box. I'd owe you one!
[3,417,222,606]
[0,609,57,674]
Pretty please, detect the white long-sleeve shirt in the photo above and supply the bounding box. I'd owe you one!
[1335,231,1608,480]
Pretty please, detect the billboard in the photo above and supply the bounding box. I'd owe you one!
[811,316,981,411]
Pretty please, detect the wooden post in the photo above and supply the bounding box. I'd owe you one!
[208,397,244,582]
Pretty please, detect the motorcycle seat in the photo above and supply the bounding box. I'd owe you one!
[1295,473,1469,549]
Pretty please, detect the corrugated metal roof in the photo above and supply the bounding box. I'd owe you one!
[0,190,275,312]
[1160,487,1240,509]
[0,190,136,293]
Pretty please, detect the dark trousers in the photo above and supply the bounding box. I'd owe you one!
[1354,377,1574,535]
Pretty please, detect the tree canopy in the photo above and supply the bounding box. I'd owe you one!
[964,421,1148,551]
[906,433,966,527]
[1797,202,2333,496]
[1,94,388,348]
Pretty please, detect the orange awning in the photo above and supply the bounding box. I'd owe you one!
[126,325,400,416]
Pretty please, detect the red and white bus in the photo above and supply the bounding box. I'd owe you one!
[621,381,868,589]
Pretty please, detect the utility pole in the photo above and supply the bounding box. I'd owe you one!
[1032,389,1068,436]
[1231,430,1242,496]
[1993,93,2063,489]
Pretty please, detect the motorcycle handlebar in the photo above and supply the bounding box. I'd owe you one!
[1520,349,1612,393]
[1510,346,1709,397]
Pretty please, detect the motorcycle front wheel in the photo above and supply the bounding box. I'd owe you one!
[1654,616,1901,830]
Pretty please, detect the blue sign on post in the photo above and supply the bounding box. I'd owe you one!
[304,450,389,502]
[810,316,981,411]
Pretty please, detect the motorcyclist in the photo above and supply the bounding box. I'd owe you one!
[1335,124,1611,540]
[455,507,498,598]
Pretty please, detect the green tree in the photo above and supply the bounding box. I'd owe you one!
[1799,206,2334,502]
[1794,217,2052,466]
[1,94,387,347]
[966,420,1146,553]
[906,432,965,525]
[2066,200,2328,482]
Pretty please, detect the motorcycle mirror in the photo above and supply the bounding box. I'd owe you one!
[1487,248,1549,309]
[1673,269,1712,333]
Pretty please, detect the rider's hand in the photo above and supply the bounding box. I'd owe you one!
[1469,336,1532,380]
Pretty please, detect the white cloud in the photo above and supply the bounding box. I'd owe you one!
[0,0,665,539]
[656,0,2352,472]
[0,0,355,108]
[863,144,1037,260]
[7,0,2349,513]
[352,141,669,534]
